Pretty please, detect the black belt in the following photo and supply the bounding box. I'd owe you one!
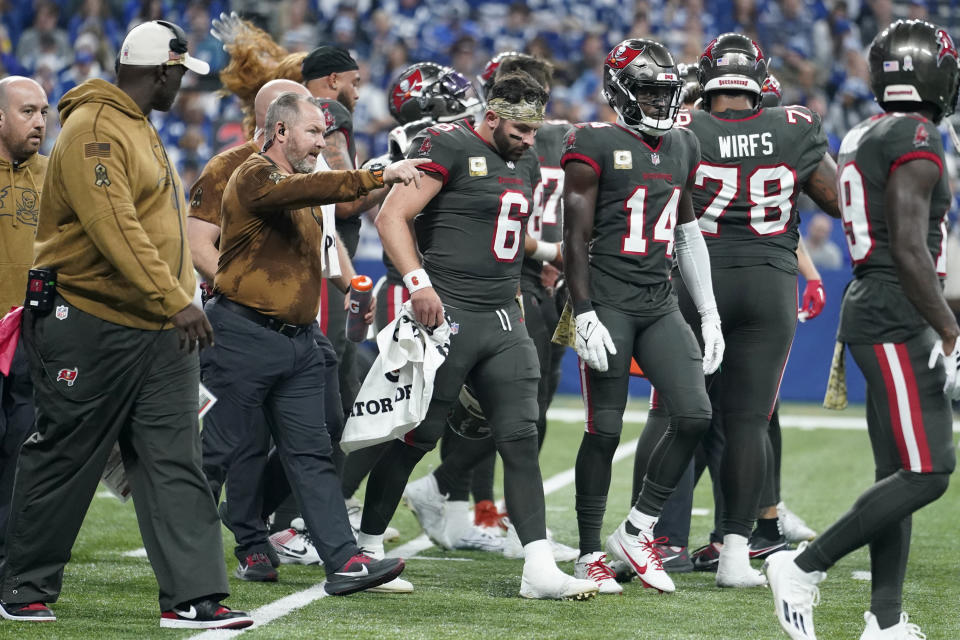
[215,296,313,338]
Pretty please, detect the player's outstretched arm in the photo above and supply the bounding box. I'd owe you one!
[375,174,445,328]
[563,160,616,371]
[887,158,960,397]
[803,153,841,218]
[796,237,825,322]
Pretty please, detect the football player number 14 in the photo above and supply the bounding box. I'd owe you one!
[622,186,679,256]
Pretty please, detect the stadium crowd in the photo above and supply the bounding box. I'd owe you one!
[1,0,959,638]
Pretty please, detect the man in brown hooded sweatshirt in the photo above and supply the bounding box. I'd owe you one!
[0,21,252,629]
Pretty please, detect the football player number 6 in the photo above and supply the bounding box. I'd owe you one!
[492,190,528,262]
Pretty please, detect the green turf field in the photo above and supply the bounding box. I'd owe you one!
[3,399,958,639]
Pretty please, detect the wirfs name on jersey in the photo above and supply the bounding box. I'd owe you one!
[718,132,774,158]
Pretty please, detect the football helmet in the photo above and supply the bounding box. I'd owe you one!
[678,61,701,106]
[446,385,490,440]
[698,33,768,107]
[389,62,482,125]
[868,20,960,123]
[479,51,534,99]
[602,39,683,136]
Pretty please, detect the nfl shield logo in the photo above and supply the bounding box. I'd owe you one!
[449,321,460,335]
[55,305,68,320]
[650,153,661,165]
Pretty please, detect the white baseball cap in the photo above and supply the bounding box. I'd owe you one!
[119,20,210,75]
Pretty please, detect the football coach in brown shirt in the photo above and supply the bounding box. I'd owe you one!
[203,91,426,594]
[0,21,252,629]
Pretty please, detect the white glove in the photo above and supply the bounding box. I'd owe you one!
[700,309,724,375]
[210,11,247,48]
[575,311,617,372]
[927,338,960,401]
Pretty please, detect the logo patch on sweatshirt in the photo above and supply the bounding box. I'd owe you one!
[94,163,111,187]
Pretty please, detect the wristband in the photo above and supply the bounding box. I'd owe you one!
[403,268,432,293]
[530,240,559,262]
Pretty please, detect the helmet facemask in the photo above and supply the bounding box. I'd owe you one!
[604,67,683,136]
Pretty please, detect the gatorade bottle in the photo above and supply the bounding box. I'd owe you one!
[345,275,374,342]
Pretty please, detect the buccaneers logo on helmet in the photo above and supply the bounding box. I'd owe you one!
[936,29,958,65]
[392,68,424,113]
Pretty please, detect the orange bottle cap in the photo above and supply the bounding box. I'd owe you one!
[351,275,373,291]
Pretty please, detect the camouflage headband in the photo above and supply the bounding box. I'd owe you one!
[487,97,546,123]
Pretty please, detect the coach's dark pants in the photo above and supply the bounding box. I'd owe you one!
[1,298,229,610]
[201,299,356,573]
[0,341,34,564]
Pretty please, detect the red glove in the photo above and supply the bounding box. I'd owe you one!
[798,279,825,322]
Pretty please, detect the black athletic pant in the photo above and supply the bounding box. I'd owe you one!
[360,303,547,545]
[575,304,711,555]
[795,333,955,628]
[0,341,34,564]
[2,299,229,610]
[201,299,357,573]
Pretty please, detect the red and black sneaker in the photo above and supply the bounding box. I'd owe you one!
[0,601,56,621]
[691,542,722,572]
[235,552,278,582]
[159,599,253,629]
[323,553,405,596]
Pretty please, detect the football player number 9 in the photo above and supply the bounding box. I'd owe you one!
[492,190,529,262]
[838,163,873,263]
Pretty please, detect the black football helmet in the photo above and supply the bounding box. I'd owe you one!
[678,62,701,106]
[388,62,482,125]
[868,20,960,123]
[602,39,683,136]
[446,386,490,441]
[698,33,768,108]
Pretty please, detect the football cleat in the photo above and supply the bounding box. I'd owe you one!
[778,502,817,543]
[269,520,322,565]
[502,517,579,561]
[323,554,406,596]
[763,544,825,640]
[860,611,926,640]
[452,525,505,552]
[574,552,623,595]
[653,543,694,573]
[749,531,791,560]
[235,552,278,582]
[691,541,722,572]
[520,563,599,601]
[716,539,767,588]
[159,600,253,630]
[605,522,675,593]
[360,547,414,594]
[402,474,447,545]
[473,499,507,533]
[0,601,56,622]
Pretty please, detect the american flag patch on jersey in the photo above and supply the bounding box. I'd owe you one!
[84,142,111,158]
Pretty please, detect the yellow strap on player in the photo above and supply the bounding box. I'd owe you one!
[551,299,577,348]
[822,341,848,410]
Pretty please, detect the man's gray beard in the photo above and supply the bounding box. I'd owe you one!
[292,156,318,174]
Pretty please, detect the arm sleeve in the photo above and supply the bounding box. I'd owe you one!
[234,157,383,213]
[675,219,717,315]
[406,127,462,185]
[560,126,603,176]
[187,157,226,225]
[883,118,944,178]
[60,130,192,317]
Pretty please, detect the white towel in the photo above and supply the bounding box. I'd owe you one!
[312,155,340,279]
[341,302,450,452]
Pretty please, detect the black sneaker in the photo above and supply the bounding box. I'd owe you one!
[0,601,56,621]
[160,599,253,629]
[235,552,278,582]
[653,544,694,573]
[691,542,722,572]
[748,532,790,559]
[220,502,280,568]
[323,554,405,596]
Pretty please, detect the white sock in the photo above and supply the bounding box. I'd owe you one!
[523,539,557,572]
[627,508,658,535]
[357,532,384,553]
